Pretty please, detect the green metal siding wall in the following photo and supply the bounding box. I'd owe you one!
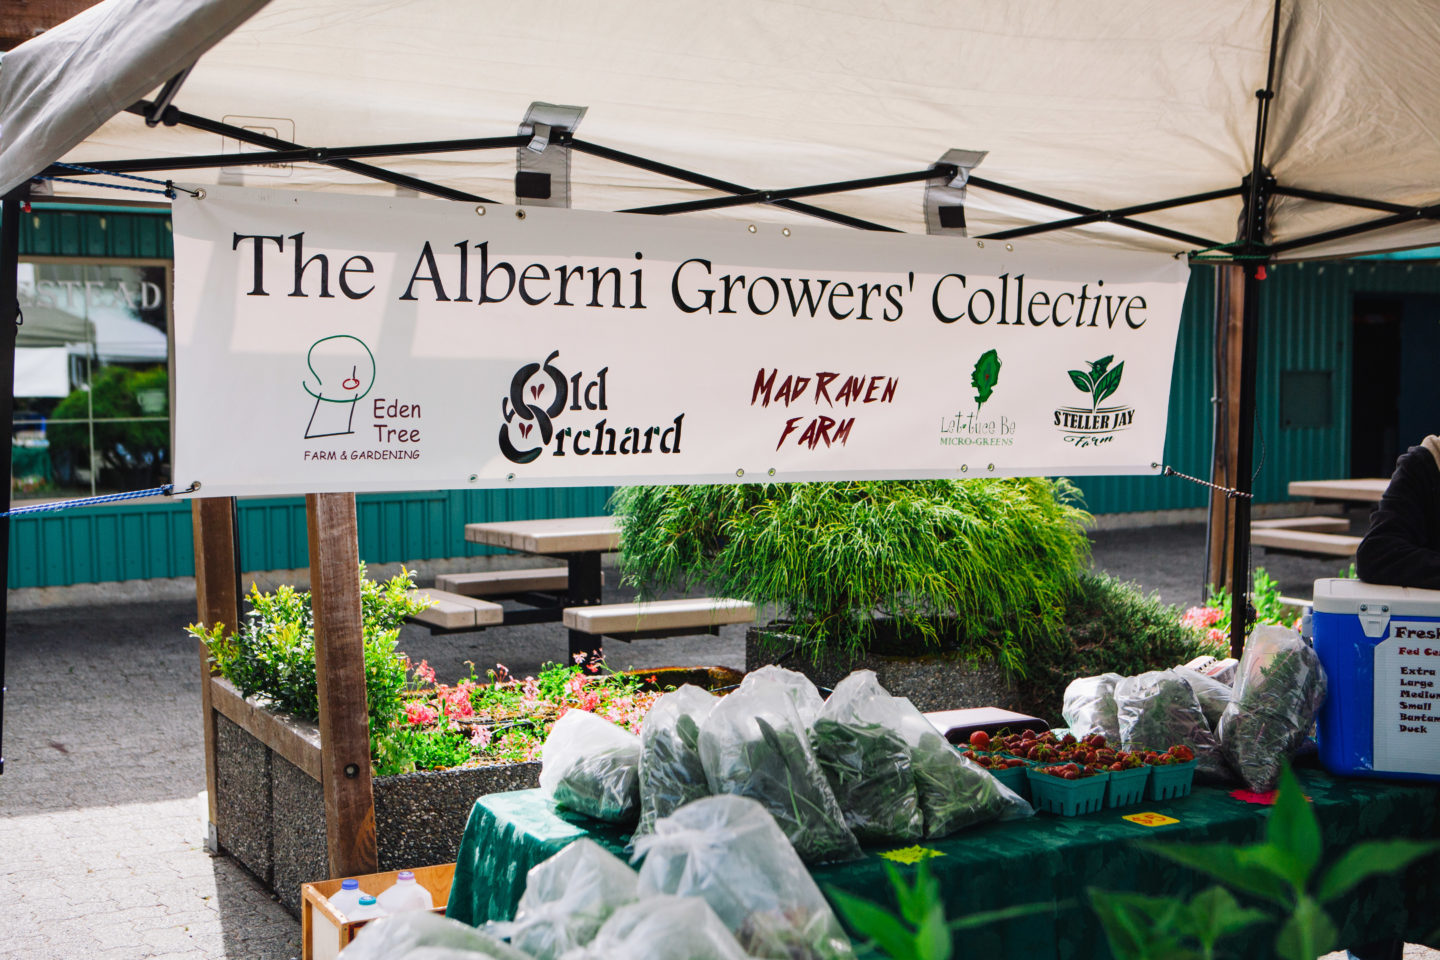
[1074,259,1440,514]
[19,204,175,259]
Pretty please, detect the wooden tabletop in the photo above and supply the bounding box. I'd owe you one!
[1287,478,1389,503]
[464,515,620,554]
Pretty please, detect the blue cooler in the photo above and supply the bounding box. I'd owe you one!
[1313,577,1440,782]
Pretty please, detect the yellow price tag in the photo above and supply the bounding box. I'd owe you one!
[1122,811,1180,827]
[878,845,948,864]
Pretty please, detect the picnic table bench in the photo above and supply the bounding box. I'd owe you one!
[410,515,754,660]
[1248,478,1389,559]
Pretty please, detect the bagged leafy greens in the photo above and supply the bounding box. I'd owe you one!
[1217,625,1328,791]
[1115,670,1226,779]
[540,709,642,823]
[1061,673,1124,742]
[1175,665,1233,730]
[633,795,855,960]
[635,685,718,838]
[699,669,861,863]
[810,671,924,844]
[339,911,529,960]
[890,698,1032,837]
[741,664,826,724]
[556,895,750,960]
[486,838,638,960]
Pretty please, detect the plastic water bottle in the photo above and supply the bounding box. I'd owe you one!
[350,894,386,920]
[377,870,433,913]
[327,878,363,918]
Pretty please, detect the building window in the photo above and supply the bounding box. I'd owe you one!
[13,258,172,499]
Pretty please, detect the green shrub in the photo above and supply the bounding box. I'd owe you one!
[49,365,169,487]
[612,479,1091,672]
[189,565,429,734]
[1014,572,1213,722]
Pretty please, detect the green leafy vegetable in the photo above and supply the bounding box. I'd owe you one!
[970,349,1001,409]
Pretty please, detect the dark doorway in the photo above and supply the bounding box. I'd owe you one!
[1351,294,1440,478]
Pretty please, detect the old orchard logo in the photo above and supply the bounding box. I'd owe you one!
[939,349,1016,447]
[1054,354,1134,448]
[499,350,684,464]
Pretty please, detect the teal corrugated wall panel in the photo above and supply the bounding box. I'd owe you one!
[18,207,174,259]
[6,487,615,587]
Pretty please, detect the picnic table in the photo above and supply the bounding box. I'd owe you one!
[446,768,1440,960]
[1247,478,1390,559]
[1287,478,1390,503]
[412,515,753,660]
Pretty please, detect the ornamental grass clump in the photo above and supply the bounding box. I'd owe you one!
[611,478,1091,671]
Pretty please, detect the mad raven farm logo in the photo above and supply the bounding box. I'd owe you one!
[499,351,685,464]
[1053,354,1134,448]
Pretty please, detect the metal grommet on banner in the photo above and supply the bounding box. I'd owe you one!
[747,225,757,234]
[506,473,516,481]
[469,474,478,482]
[193,188,206,200]
[768,468,776,476]
[987,463,995,472]
[976,240,984,248]
[735,468,745,478]
[475,206,486,216]
[190,481,202,492]
[782,229,791,238]
[1005,244,1014,252]
[515,209,526,220]
[960,465,969,473]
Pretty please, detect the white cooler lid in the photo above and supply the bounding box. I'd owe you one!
[1313,577,1440,615]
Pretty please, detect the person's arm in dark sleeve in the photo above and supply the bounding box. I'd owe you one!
[1356,452,1440,589]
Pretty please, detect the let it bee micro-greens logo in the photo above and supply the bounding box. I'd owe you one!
[939,349,1016,448]
[1053,354,1134,448]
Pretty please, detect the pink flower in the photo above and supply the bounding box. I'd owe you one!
[468,725,493,749]
[405,701,438,726]
[411,659,437,685]
[1181,606,1224,630]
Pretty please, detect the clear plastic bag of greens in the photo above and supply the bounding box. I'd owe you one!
[487,838,638,960]
[1061,673,1124,742]
[635,685,718,839]
[810,670,924,844]
[339,911,529,960]
[698,670,860,863]
[1175,665,1233,730]
[557,895,750,960]
[633,795,855,960]
[1217,625,1328,791]
[1115,669,1226,779]
[739,665,826,724]
[890,698,1032,837]
[540,709,642,823]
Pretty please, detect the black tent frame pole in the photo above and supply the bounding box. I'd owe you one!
[1226,0,1283,659]
[0,184,26,775]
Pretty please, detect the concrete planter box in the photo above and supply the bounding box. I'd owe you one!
[210,678,539,917]
[745,625,1024,713]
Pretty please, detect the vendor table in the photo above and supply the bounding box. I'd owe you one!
[447,771,1440,959]
[1288,478,1389,503]
[463,515,619,659]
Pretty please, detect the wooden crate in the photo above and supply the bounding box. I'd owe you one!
[301,862,455,960]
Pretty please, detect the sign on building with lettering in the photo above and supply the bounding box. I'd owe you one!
[171,185,1189,496]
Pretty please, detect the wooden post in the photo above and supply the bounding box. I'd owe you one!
[1204,264,1246,594]
[306,492,377,878]
[192,497,241,851]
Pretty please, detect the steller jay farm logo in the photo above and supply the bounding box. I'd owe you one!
[499,350,685,464]
[1053,354,1134,448]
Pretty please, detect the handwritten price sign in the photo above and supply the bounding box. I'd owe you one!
[1122,812,1180,827]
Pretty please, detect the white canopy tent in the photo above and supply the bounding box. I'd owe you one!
[2,0,1438,873]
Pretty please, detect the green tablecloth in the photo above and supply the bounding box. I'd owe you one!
[447,768,1440,959]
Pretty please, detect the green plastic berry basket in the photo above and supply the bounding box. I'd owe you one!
[989,761,1030,801]
[1145,759,1197,801]
[1104,766,1151,808]
[1025,767,1109,816]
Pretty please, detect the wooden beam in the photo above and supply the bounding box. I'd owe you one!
[191,497,241,851]
[1204,265,1245,594]
[306,492,377,878]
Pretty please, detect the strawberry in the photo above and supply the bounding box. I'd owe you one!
[1061,733,1077,746]
[969,730,991,752]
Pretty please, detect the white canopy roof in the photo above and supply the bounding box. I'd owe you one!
[2,0,1439,260]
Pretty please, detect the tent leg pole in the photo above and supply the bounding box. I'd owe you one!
[0,186,26,776]
[1205,265,1245,597]
[1227,265,1262,659]
[192,496,241,851]
[307,492,377,878]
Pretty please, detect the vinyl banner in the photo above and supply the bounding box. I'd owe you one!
[171,185,1190,497]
